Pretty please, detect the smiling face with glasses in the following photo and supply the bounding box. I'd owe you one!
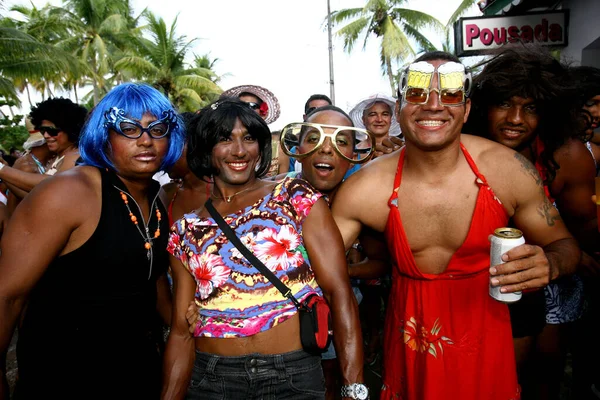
[283,109,374,194]
[39,119,76,155]
[398,59,472,151]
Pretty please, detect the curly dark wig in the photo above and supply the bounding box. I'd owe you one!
[29,97,88,145]
[569,65,600,109]
[465,45,585,183]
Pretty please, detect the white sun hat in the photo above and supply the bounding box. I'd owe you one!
[349,93,401,137]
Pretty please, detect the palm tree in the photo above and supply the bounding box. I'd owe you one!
[0,26,77,106]
[60,0,136,105]
[113,11,221,112]
[330,0,444,94]
[442,0,479,52]
[3,3,83,105]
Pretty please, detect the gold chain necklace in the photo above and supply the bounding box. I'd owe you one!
[211,182,260,203]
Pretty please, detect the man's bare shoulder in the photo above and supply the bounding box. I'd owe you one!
[29,165,100,207]
[12,155,39,173]
[555,138,594,172]
[461,134,527,174]
[345,150,400,187]
[332,150,399,224]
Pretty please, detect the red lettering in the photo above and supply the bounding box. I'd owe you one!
[521,25,533,42]
[494,27,507,44]
[465,24,480,47]
[481,28,493,45]
[534,18,548,41]
[508,26,519,43]
[549,24,563,42]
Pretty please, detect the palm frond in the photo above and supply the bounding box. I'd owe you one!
[329,8,364,24]
[446,0,478,27]
[335,17,370,52]
[174,74,220,93]
[113,55,159,77]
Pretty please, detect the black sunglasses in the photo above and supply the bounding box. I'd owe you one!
[39,126,62,136]
[245,102,261,110]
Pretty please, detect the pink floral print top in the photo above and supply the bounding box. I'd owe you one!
[167,177,324,338]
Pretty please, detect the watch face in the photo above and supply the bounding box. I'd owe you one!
[355,384,369,400]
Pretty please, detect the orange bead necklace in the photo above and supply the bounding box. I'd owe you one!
[118,190,161,258]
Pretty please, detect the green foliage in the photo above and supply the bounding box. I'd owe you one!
[330,0,444,94]
[0,107,27,152]
[2,1,225,111]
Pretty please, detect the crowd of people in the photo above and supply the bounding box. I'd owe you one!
[0,44,599,400]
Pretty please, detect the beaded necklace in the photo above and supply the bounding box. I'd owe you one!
[115,187,161,260]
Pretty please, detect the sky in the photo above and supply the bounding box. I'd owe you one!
[4,0,482,131]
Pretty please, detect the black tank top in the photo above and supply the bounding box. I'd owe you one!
[17,168,169,397]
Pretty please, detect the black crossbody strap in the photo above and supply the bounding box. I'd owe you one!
[205,199,303,309]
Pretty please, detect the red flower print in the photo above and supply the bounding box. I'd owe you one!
[253,225,305,271]
[188,253,231,300]
[167,231,180,256]
[290,195,315,217]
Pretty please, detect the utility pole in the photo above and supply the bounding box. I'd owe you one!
[327,0,335,105]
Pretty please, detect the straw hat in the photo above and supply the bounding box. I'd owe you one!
[23,118,46,151]
[349,94,401,137]
[221,85,281,125]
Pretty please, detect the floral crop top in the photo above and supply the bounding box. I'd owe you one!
[167,177,324,338]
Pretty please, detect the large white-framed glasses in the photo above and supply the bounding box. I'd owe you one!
[279,122,375,164]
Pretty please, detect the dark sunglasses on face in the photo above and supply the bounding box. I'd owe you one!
[246,102,261,110]
[114,120,170,139]
[39,126,62,136]
[103,107,175,140]
[403,87,465,106]
[305,107,317,115]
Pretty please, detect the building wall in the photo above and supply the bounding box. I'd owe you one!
[561,0,600,67]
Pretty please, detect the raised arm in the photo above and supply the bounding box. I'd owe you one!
[0,152,79,193]
[302,199,364,387]
[161,256,196,400]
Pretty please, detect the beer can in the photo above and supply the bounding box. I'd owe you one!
[489,227,525,303]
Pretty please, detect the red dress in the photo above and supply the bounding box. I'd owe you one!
[380,144,520,400]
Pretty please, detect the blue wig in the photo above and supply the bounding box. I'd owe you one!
[79,83,185,171]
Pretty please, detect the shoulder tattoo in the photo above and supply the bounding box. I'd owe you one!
[514,152,542,186]
[513,153,561,226]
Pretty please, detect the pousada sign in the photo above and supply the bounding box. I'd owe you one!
[454,11,568,56]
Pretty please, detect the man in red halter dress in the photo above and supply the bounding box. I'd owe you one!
[331,52,580,400]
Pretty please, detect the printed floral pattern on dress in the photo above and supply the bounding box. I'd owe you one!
[253,225,305,272]
[290,194,317,217]
[400,317,454,358]
[166,177,323,338]
[188,253,231,300]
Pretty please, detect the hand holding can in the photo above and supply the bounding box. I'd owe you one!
[489,227,525,303]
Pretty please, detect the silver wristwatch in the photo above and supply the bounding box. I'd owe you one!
[341,383,369,399]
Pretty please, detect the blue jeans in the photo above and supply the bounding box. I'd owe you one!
[187,349,325,400]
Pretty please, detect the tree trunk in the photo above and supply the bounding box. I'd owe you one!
[386,57,396,96]
[91,58,100,105]
[74,83,79,104]
[25,84,33,108]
